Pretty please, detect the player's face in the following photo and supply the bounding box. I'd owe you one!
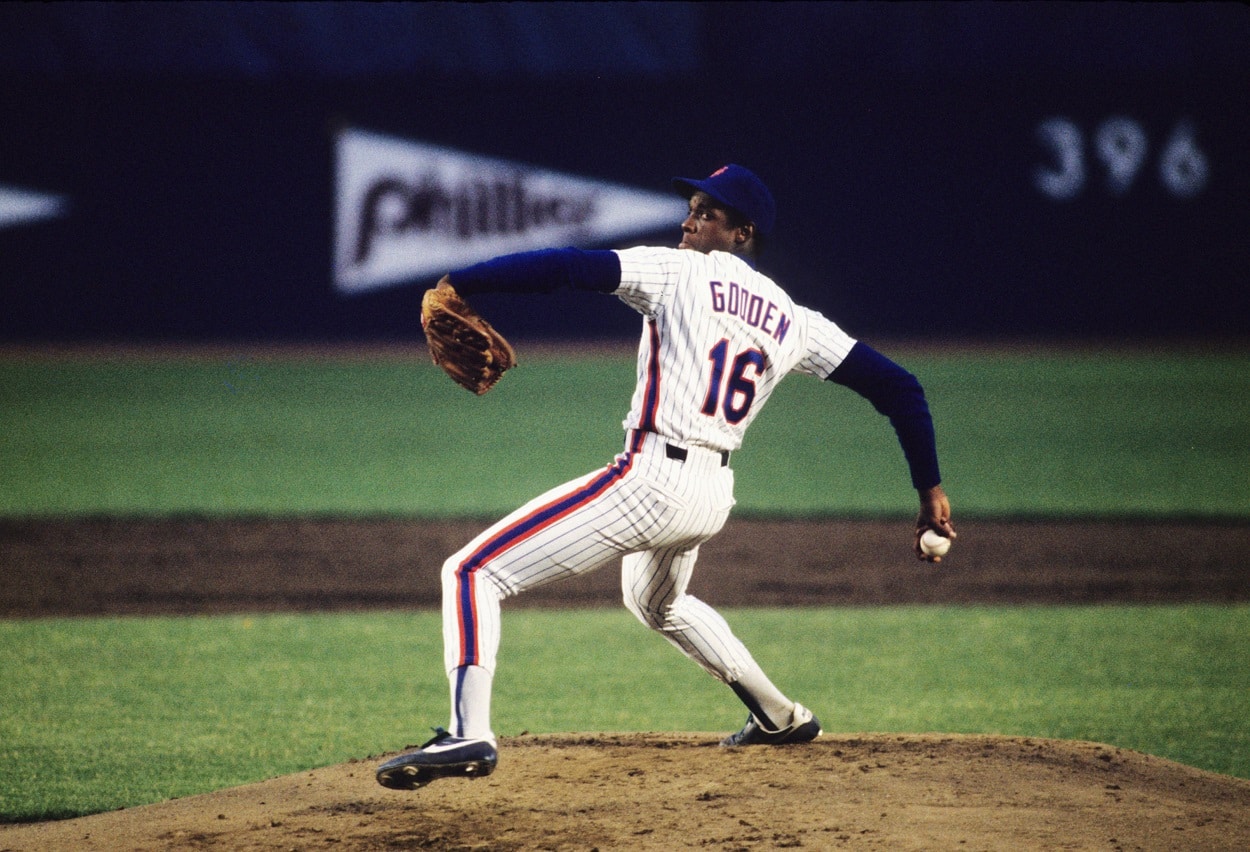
[679,192,748,255]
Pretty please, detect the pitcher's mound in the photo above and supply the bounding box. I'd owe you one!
[5,733,1250,850]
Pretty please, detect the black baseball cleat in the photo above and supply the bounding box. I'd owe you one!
[376,728,498,789]
[720,703,822,747]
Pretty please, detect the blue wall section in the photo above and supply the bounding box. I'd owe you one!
[1,3,1247,343]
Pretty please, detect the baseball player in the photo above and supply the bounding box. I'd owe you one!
[377,164,956,789]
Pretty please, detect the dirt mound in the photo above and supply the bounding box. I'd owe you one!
[4,733,1249,851]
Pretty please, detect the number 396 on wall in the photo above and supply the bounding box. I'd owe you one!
[1034,117,1209,201]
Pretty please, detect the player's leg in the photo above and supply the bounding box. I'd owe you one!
[621,546,821,745]
[378,451,657,788]
[441,453,662,736]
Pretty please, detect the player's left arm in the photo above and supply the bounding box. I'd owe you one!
[445,248,621,295]
[828,342,956,561]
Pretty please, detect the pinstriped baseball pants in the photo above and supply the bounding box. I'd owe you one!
[441,430,758,684]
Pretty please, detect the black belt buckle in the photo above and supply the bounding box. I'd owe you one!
[665,442,729,467]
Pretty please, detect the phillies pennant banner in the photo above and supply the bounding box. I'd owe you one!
[334,128,685,295]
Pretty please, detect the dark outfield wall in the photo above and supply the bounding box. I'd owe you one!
[1,4,1247,344]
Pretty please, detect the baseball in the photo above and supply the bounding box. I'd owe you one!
[919,529,951,558]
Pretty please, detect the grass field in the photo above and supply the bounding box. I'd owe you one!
[2,347,1247,517]
[2,605,1248,822]
[2,347,1248,822]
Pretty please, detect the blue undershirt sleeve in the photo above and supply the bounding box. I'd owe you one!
[828,342,942,491]
[447,248,622,296]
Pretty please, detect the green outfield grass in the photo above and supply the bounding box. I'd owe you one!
[2,348,1248,823]
[1,348,1247,517]
[1,605,1247,822]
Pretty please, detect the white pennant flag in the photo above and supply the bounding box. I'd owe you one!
[334,128,685,295]
[0,185,67,229]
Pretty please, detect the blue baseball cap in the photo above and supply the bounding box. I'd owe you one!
[672,164,776,236]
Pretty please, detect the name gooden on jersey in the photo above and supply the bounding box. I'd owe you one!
[708,280,791,342]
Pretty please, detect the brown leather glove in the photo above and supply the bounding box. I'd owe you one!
[421,282,517,395]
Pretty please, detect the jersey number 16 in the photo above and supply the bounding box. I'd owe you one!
[700,339,765,425]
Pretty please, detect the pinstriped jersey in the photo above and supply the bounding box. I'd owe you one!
[613,245,857,453]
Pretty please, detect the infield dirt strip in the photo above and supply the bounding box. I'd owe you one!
[3,516,1250,850]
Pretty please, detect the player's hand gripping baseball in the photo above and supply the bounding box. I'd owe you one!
[914,485,956,563]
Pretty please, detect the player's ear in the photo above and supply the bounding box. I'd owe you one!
[734,222,755,247]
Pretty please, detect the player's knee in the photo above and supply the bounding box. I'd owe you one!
[443,554,511,602]
[623,590,673,632]
[440,555,467,593]
[622,590,645,622]
[622,589,654,626]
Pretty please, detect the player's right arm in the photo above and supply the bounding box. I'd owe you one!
[826,341,956,557]
[828,343,941,492]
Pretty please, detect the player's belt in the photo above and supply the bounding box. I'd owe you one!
[628,429,731,467]
[664,442,730,467]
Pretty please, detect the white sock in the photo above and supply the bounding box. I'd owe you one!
[449,664,495,741]
[729,663,795,731]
